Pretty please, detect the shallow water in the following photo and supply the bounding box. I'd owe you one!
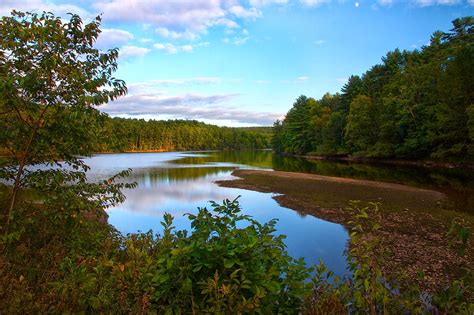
[83,150,474,278]
[84,151,350,277]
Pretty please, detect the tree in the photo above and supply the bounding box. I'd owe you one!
[273,17,473,161]
[280,95,313,154]
[345,95,378,154]
[0,11,127,233]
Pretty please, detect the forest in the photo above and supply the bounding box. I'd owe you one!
[96,117,272,152]
[273,17,474,162]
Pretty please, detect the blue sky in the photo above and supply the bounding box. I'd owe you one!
[1,1,473,126]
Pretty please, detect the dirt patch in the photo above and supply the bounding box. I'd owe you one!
[216,169,473,291]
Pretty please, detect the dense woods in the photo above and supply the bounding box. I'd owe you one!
[273,17,474,161]
[96,117,272,152]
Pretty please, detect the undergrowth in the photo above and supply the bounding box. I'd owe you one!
[1,181,472,314]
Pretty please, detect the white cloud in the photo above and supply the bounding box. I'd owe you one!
[300,0,331,7]
[249,0,290,6]
[153,42,208,54]
[377,0,467,6]
[296,76,310,82]
[469,0,474,5]
[0,0,90,18]
[435,0,461,4]
[223,29,252,45]
[315,39,326,45]
[415,0,435,5]
[414,0,461,6]
[92,0,264,41]
[102,92,281,125]
[155,27,199,40]
[129,77,222,89]
[119,45,151,59]
[154,43,180,54]
[96,28,134,49]
[233,36,250,45]
[229,5,262,19]
[211,18,240,28]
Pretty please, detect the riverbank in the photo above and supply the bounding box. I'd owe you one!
[216,169,473,291]
[295,153,474,170]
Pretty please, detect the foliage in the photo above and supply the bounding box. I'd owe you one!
[1,196,312,313]
[0,10,127,234]
[96,117,272,152]
[304,202,473,315]
[447,216,471,256]
[273,17,474,161]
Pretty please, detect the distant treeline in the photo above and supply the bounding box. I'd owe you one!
[273,17,474,161]
[96,117,272,152]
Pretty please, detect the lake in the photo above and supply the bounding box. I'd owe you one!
[83,150,474,278]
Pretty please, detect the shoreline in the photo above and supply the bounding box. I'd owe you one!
[292,153,474,170]
[216,169,473,291]
[1,149,473,170]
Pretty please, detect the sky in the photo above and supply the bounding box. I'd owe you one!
[1,1,473,126]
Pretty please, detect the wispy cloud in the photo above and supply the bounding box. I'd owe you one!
[90,0,267,42]
[378,0,394,5]
[129,77,222,89]
[119,45,151,59]
[155,28,199,40]
[229,5,262,19]
[153,42,209,54]
[280,76,311,84]
[223,29,252,46]
[101,92,282,125]
[234,36,250,45]
[249,0,290,6]
[300,0,331,7]
[377,0,465,6]
[212,18,240,28]
[416,0,461,5]
[315,39,326,45]
[0,0,90,18]
[296,76,310,82]
[96,28,134,49]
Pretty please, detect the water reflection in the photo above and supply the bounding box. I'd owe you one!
[83,150,474,280]
[84,152,350,277]
[169,151,474,213]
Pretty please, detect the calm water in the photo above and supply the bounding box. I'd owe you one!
[84,151,349,276]
[83,151,474,277]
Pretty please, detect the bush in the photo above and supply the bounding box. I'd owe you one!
[1,195,312,313]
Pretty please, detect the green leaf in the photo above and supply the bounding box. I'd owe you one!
[224,258,235,269]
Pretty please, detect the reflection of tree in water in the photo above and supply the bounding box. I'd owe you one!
[169,150,274,169]
[132,166,235,182]
[130,151,473,213]
[271,155,474,213]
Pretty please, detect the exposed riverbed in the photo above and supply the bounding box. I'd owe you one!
[83,151,474,289]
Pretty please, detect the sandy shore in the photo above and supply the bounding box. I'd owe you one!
[226,169,446,196]
[216,169,473,291]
